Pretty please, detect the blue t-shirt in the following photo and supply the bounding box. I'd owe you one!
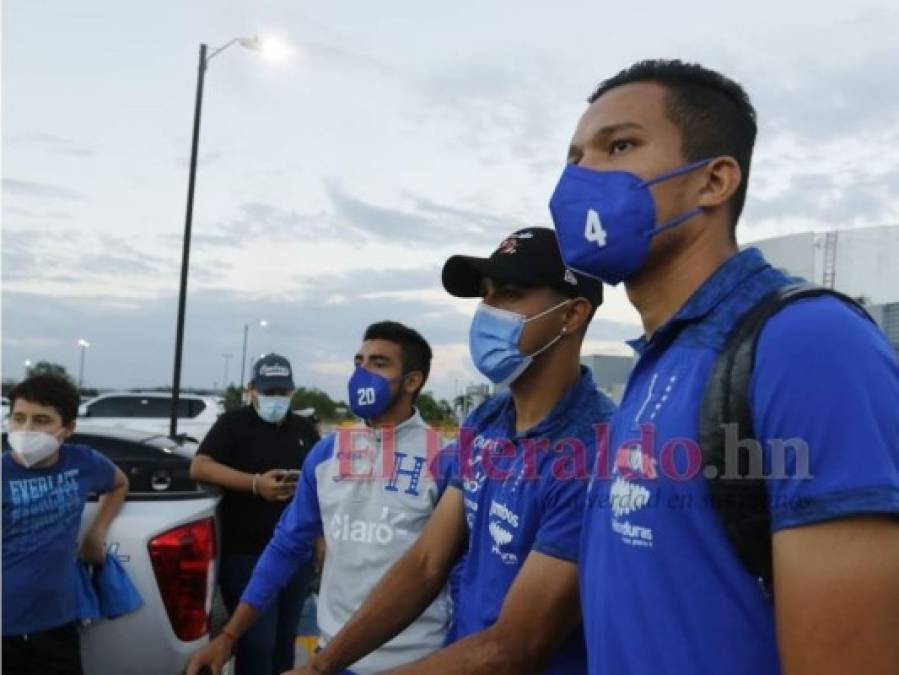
[579,248,899,675]
[441,368,616,675]
[2,444,117,635]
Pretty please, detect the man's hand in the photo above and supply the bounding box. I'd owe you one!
[256,469,296,502]
[78,528,107,566]
[81,466,128,566]
[185,634,233,675]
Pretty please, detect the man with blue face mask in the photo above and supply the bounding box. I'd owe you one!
[551,60,899,675]
[188,324,452,675]
[292,227,617,675]
[190,353,320,675]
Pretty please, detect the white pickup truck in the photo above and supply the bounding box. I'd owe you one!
[71,426,224,675]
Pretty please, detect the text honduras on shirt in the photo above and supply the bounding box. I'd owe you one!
[579,248,899,675]
[440,367,616,675]
[2,444,117,635]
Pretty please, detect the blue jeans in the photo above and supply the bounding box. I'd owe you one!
[219,554,311,675]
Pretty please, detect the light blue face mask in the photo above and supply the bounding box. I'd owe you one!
[255,395,292,423]
[468,299,570,385]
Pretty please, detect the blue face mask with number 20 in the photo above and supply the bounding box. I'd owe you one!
[549,159,711,285]
[348,366,401,420]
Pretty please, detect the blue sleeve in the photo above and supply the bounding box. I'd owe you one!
[240,435,333,611]
[533,442,596,562]
[431,442,462,493]
[751,297,899,532]
[82,447,117,494]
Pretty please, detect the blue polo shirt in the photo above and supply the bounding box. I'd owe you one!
[579,248,899,675]
[442,367,616,674]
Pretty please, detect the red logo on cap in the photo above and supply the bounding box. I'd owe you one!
[497,237,519,255]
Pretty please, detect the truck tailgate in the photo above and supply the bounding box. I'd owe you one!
[79,491,220,675]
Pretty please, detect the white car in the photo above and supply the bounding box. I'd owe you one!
[79,392,224,443]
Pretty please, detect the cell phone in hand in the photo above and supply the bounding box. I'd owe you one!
[281,470,301,484]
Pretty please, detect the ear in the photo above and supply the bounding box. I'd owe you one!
[403,371,424,396]
[696,156,742,210]
[562,298,593,335]
[62,421,76,439]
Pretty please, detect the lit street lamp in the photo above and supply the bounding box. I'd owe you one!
[239,319,269,394]
[23,359,32,378]
[77,339,90,389]
[169,36,285,438]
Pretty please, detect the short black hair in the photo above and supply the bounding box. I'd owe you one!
[9,374,80,426]
[589,59,757,232]
[363,321,433,399]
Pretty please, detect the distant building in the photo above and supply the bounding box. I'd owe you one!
[580,354,635,403]
[751,225,899,352]
[750,225,898,305]
[867,303,899,354]
[455,383,492,419]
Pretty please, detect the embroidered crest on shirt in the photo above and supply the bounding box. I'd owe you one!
[488,499,520,564]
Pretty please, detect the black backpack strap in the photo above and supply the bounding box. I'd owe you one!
[699,283,873,600]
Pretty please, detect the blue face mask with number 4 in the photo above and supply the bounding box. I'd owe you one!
[348,366,401,420]
[549,159,711,285]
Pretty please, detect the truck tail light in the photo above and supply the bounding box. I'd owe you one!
[148,517,216,641]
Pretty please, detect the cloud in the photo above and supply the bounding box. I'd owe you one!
[300,267,442,298]
[325,183,533,247]
[2,178,86,202]
[743,162,899,230]
[326,182,434,242]
[1,270,641,401]
[753,45,899,144]
[2,229,179,291]
[8,133,97,157]
[1,286,476,399]
[215,201,335,241]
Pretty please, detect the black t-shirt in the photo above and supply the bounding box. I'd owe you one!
[197,405,320,555]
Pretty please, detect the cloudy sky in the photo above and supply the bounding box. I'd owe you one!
[3,0,898,402]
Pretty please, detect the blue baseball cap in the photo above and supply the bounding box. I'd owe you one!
[251,353,295,393]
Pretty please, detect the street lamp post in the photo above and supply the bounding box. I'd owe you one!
[23,360,32,379]
[239,319,268,396]
[221,353,233,394]
[168,36,267,439]
[77,339,90,390]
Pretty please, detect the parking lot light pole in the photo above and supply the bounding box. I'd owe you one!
[169,36,265,439]
[77,339,90,390]
[221,353,233,394]
[239,319,268,397]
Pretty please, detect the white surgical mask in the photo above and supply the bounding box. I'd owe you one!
[8,430,64,468]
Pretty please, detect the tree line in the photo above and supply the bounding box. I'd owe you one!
[3,361,458,426]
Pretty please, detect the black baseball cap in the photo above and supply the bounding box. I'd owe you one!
[251,353,295,393]
[442,227,603,307]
